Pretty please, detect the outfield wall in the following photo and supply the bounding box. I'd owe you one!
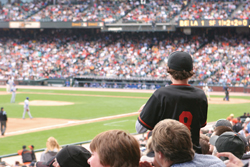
[0,79,249,93]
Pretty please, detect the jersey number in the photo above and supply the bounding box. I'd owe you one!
[179,111,193,130]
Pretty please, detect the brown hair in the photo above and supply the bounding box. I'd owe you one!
[199,134,210,154]
[152,119,194,164]
[214,126,233,136]
[90,130,140,167]
[167,68,194,80]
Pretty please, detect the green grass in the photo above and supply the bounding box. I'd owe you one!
[0,116,138,155]
[0,93,147,119]
[0,88,153,97]
[207,95,250,122]
[0,88,250,155]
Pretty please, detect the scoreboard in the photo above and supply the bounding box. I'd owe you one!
[178,19,249,27]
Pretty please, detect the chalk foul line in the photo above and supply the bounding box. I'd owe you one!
[5,112,139,136]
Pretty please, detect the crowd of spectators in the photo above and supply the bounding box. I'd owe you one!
[177,1,239,21]
[27,3,89,22]
[27,0,134,23]
[193,30,250,86]
[123,0,186,23]
[0,28,249,86]
[91,31,204,79]
[82,0,133,23]
[0,0,250,23]
[233,0,250,20]
[0,0,49,21]
[0,29,118,80]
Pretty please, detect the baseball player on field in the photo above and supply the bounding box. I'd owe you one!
[10,84,17,103]
[23,97,33,119]
[203,84,211,100]
[6,79,10,93]
[136,51,208,154]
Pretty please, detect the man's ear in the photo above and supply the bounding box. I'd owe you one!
[158,151,164,160]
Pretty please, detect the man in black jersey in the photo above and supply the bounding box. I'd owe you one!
[136,51,208,153]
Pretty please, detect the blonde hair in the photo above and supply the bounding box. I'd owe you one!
[145,136,153,155]
[45,137,61,153]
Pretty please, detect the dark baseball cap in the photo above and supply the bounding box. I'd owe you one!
[29,145,34,149]
[56,145,91,167]
[168,51,193,71]
[209,131,245,159]
[213,119,233,129]
[26,97,29,99]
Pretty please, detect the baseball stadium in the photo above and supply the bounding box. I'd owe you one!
[0,0,250,166]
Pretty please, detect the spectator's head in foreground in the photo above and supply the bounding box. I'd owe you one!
[167,51,194,80]
[210,131,245,159]
[152,119,194,167]
[53,145,91,167]
[88,130,140,167]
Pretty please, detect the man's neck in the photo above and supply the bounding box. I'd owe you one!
[171,78,189,85]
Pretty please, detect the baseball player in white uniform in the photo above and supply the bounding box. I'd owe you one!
[10,84,17,103]
[8,77,14,92]
[23,97,33,119]
[6,79,10,93]
[203,84,211,100]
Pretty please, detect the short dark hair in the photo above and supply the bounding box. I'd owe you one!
[167,68,194,80]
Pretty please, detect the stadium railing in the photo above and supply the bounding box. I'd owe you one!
[0,132,141,161]
[0,140,91,162]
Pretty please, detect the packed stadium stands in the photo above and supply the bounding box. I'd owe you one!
[233,0,250,19]
[0,28,249,87]
[1,0,249,22]
[0,1,48,21]
[176,1,239,21]
[122,0,186,23]
[0,0,248,88]
[27,3,89,22]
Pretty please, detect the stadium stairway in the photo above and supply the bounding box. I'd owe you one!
[230,2,245,19]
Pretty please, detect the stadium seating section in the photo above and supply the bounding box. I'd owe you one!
[0,0,249,86]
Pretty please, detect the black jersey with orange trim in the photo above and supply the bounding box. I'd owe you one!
[138,84,208,147]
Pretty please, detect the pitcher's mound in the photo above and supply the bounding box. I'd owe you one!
[19,100,74,106]
[209,98,250,104]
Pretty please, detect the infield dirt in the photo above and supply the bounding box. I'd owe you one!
[0,86,249,138]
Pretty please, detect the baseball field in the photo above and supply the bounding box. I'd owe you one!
[0,86,250,156]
